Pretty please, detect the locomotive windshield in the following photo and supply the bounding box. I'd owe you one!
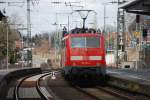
[71,37,100,48]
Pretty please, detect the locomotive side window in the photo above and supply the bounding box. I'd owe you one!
[71,37,86,48]
[86,37,100,48]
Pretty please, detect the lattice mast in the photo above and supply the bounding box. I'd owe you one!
[116,0,127,67]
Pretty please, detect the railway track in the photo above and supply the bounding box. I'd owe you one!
[96,86,150,100]
[74,85,150,100]
[46,71,145,100]
[13,71,58,100]
[74,86,135,100]
[74,86,102,100]
[12,70,149,100]
[96,86,133,100]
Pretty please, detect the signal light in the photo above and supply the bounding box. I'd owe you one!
[142,28,148,37]
[136,15,140,23]
[0,10,5,21]
[62,26,67,37]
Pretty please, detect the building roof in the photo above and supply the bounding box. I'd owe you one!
[119,0,140,9]
[120,0,150,15]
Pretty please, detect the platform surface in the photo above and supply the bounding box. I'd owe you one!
[0,68,41,83]
[0,69,16,81]
[107,68,150,85]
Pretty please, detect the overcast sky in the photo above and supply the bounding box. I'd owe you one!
[1,0,118,35]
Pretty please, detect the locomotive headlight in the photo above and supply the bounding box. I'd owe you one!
[89,56,102,60]
[71,56,82,60]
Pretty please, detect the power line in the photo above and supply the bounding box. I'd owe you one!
[51,1,83,11]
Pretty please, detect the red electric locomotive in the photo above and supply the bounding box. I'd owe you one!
[60,10,106,82]
[61,31,106,81]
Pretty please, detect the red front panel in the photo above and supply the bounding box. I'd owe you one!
[64,34,106,67]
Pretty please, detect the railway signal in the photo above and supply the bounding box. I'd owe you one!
[0,10,5,21]
[142,28,148,38]
[62,26,67,37]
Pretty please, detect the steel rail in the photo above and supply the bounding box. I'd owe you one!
[14,74,37,100]
[36,70,60,100]
[36,72,52,100]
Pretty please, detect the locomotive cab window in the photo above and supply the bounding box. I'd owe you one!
[86,37,100,48]
[71,37,100,48]
[71,37,86,48]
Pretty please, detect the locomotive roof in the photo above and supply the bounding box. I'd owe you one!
[62,33,102,40]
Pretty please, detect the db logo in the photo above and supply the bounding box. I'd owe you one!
[83,56,89,60]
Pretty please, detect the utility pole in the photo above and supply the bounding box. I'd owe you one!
[0,6,8,69]
[27,0,31,46]
[27,0,32,67]
[104,5,106,34]
[0,2,9,69]
[55,13,58,64]
[6,23,9,69]
[68,15,70,32]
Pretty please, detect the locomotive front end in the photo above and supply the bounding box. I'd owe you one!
[62,34,106,82]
